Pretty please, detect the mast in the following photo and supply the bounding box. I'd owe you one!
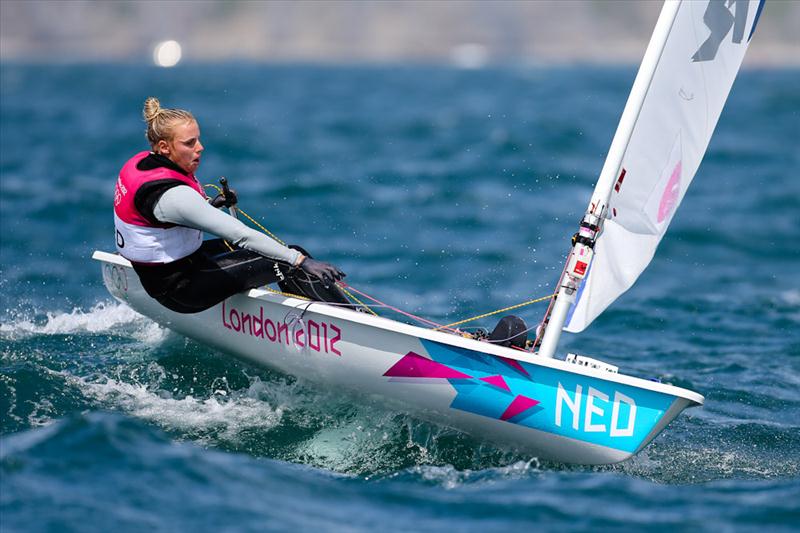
[536,0,682,359]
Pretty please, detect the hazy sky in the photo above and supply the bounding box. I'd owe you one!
[1,0,797,66]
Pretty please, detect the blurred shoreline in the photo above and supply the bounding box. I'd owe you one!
[2,0,797,67]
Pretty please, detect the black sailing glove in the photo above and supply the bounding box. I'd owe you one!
[299,257,346,288]
[210,189,238,208]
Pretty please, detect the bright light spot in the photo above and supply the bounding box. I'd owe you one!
[153,40,182,68]
[451,43,488,69]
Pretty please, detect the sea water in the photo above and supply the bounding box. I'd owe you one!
[1,64,799,531]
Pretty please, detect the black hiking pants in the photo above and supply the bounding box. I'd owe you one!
[132,239,348,313]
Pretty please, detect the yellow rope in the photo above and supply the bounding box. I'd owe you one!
[205,183,286,245]
[338,285,379,316]
[204,182,375,314]
[237,209,287,246]
[436,293,556,331]
[264,287,311,300]
[203,183,235,251]
[205,182,551,326]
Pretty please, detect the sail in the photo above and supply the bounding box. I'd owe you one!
[564,0,764,333]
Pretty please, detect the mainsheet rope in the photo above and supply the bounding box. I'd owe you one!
[203,182,554,333]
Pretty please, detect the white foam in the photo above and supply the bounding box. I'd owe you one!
[26,397,58,428]
[612,440,800,482]
[408,459,540,489]
[781,289,800,306]
[1,301,167,343]
[414,464,464,489]
[73,372,284,441]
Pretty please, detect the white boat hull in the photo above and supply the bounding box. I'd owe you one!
[94,250,703,465]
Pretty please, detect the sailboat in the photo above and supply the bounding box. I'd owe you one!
[93,0,764,464]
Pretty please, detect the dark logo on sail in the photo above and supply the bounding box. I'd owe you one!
[692,0,762,62]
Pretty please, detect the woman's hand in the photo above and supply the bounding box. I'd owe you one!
[299,257,345,288]
[210,189,237,208]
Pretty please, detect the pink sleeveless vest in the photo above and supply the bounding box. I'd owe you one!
[113,151,205,263]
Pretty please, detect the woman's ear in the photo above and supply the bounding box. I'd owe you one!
[156,139,170,156]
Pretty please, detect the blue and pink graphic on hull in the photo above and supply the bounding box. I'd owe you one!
[383,341,543,424]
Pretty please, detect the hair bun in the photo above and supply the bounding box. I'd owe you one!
[142,98,195,149]
[143,97,162,123]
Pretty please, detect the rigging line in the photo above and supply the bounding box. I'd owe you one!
[276,299,417,312]
[202,183,235,251]
[205,182,548,333]
[237,208,286,246]
[435,293,557,331]
[203,183,286,245]
[264,270,377,314]
[294,269,329,302]
[294,270,357,312]
[298,299,316,320]
[338,282,458,333]
[337,285,379,316]
[205,183,374,314]
[263,287,311,300]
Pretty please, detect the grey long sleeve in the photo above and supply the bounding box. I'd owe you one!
[152,185,301,265]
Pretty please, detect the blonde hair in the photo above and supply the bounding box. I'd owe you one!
[143,97,196,149]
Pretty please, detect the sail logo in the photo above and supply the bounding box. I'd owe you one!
[692,0,762,62]
[657,161,682,223]
[555,383,637,437]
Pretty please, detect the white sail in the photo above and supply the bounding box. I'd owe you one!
[564,0,764,333]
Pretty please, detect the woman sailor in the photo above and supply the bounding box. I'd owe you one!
[113,97,346,313]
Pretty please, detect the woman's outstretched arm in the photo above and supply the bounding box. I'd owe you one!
[153,185,303,265]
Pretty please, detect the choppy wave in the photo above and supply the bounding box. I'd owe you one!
[3,412,799,532]
[0,301,168,343]
[73,372,285,442]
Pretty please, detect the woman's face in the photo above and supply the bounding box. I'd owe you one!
[156,120,204,174]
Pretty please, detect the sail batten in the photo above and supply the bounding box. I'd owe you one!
[564,0,763,333]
